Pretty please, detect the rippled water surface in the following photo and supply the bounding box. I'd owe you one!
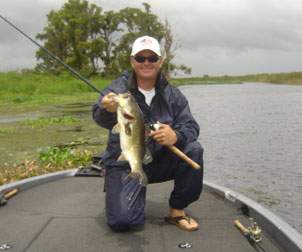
[180,83,302,234]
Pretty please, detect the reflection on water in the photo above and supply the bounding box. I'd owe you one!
[180,82,302,234]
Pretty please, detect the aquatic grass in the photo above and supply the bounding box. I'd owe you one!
[12,95,35,103]
[0,93,99,115]
[0,128,16,134]
[0,93,98,105]
[38,146,92,166]
[23,116,79,128]
[0,159,67,185]
[0,146,93,185]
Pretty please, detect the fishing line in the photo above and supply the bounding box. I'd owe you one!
[0,14,101,93]
[1,15,200,174]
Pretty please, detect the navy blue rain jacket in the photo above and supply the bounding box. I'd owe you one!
[92,71,200,167]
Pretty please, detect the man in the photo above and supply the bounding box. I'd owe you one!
[93,35,203,232]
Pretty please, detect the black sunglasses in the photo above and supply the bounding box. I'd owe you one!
[134,55,160,63]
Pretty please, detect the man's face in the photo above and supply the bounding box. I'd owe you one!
[130,50,163,81]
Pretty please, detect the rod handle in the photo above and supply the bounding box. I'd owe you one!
[234,219,249,235]
[168,145,201,170]
[4,188,19,200]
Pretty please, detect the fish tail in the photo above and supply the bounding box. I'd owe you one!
[127,171,148,186]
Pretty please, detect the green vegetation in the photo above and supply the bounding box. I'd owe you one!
[172,72,302,86]
[0,147,93,185]
[1,70,301,109]
[171,78,241,86]
[0,91,107,185]
[0,128,16,134]
[0,70,109,96]
[24,116,79,128]
[1,70,301,108]
[38,146,92,167]
[2,1,299,186]
[0,69,301,185]
[35,0,190,77]
[3,68,131,184]
[234,71,302,85]
[0,71,109,114]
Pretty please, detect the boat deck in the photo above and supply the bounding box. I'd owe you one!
[0,176,284,252]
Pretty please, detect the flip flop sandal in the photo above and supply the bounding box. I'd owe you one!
[164,215,199,231]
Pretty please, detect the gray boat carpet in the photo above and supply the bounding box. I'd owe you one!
[0,177,282,252]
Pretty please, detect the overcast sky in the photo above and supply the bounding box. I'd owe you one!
[1,0,302,76]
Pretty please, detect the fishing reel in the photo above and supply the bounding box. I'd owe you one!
[148,123,161,131]
[234,218,262,243]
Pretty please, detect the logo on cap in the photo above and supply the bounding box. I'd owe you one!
[131,35,161,56]
[140,38,153,46]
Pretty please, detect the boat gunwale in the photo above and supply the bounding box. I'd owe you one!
[204,181,302,252]
[0,169,77,193]
[1,169,301,251]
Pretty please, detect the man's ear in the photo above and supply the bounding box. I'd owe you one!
[159,58,165,68]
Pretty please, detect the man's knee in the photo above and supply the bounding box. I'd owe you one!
[184,142,204,198]
[105,168,146,232]
[107,208,145,232]
[107,212,132,232]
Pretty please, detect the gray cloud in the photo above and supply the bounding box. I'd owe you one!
[1,0,302,75]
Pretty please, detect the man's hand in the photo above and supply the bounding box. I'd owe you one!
[149,123,177,146]
[101,92,118,113]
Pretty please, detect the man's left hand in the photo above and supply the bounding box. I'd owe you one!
[149,123,177,146]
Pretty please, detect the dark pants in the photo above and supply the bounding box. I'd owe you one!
[104,141,204,232]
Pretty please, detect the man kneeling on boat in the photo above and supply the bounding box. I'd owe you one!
[93,35,204,232]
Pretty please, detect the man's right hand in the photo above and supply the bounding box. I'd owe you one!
[101,92,118,113]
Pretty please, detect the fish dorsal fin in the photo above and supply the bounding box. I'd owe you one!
[143,147,152,165]
[112,123,120,134]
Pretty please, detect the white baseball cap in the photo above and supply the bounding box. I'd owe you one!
[130,36,161,57]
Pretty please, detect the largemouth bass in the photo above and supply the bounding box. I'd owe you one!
[112,92,151,186]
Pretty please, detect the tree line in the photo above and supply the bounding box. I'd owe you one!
[35,0,191,78]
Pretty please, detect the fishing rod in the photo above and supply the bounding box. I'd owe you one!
[1,15,201,170]
[0,14,101,94]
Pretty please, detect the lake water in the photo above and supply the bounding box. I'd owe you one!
[180,83,302,234]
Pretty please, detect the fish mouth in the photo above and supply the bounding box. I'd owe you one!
[122,112,135,120]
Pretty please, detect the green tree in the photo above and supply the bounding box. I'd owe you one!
[36,0,103,76]
[96,10,123,77]
[35,1,191,78]
[109,3,166,76]
[110,3,191,78]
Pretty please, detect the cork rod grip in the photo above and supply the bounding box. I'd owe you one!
[168,145,201,170]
